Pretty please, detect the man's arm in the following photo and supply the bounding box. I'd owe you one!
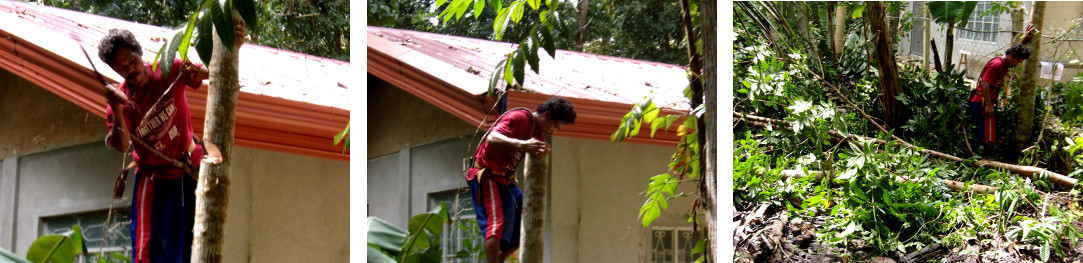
[487,132,550,155]
[980,80,996,116]
[104,84,130,152]
[1020,24,1037,44]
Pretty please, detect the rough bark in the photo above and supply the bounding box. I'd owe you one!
[191,9,242,263]
[923,6,931,71]
[827,2,837,62]
[1014,2,1045,151]
[833,5,847,56]
[700,0,716,261]
[931,39,944,73]
[866,1,904,130]
[519,153,548,262]
[1010,3,1025,77]
[945,22,955,71]
[574,0,588,51]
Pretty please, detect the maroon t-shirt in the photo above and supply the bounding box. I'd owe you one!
[971,57,1009,102]
[468,109,544,185]
[106,59,204,178]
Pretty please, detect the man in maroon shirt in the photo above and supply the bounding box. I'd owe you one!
[99,24,241,263]
[970,25,1035,154]
[466,97,576,262]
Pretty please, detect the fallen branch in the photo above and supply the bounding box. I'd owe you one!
[735,112,1079,189]
[776,170,998,194]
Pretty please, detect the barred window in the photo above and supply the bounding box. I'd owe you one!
[959,1,1000,42]
[650,227,704,263]
[430,189,483,263]
[40,209,131,263]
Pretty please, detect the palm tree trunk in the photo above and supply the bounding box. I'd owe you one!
[519,153,548,262]
[1014,1,1045,151]
[833,4,847,56]
[191,9,242,263]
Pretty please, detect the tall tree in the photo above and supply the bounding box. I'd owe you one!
[833,4,847,57]
[520,153,548,262]
[866,1,904,130]
[700,0,716,260]
[574,0,588,51]
[1014,1,1045,151]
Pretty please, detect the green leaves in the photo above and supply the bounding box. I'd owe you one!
[333,121,350,153]
[210,0,235,50]
[927,1,978,27]
[26,225,87,263]
[400,202,449,263]
[640,173,679,227]
[233,0,258,32]
[195,10,214,64]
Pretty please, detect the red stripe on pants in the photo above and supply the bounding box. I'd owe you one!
[135,176,155,263]
[484,179,504,240]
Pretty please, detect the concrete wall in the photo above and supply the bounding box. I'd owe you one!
[0,68,106,161]
[899,1,1083,83]
[367,74,476,158]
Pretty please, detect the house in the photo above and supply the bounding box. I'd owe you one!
[368,26,705,263]
[898,1,1083,83]
[0,1,349,262]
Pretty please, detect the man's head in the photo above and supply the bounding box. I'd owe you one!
[1004,43,1031,68]
[535,97,576,137]
[99,29,149,87]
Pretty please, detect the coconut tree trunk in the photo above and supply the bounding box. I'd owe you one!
[191,9,243,263]
[1014,1,1045,151]
[520,153,548,262]
[866,1,904,130]
[700,0,716,260]
[833,4,848,56]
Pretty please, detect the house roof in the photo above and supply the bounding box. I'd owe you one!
[0,1,349,161]
[367,26,691,146]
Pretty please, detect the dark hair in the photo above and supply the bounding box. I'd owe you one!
[98,29,142,63]
[537,97,576,124]
[1005,43,1030,59]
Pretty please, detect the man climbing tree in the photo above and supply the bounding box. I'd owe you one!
[969,24,1035,155]
[465,97,576,263]
[98,22,243,263]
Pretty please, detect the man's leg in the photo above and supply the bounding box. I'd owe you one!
[484,237,502,262]
[498,248,517,262]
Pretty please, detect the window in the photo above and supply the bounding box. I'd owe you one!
[650,227,704,263]
[40,209,132,263]
[430,189,483,263]
[959,1,999,42]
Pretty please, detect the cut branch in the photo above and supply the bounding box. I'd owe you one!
[734,112,1079,189]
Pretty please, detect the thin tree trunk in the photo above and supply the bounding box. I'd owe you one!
[700,0,716,261]
[519,153,548,262]
[866,1,903,130]
[191,9,242,263]
[833,4,847,56]
[1014,1,1045,151]
[924,6,931,71]
[1010,3,1025,77]
[827,2,837,62]
[574,0,588,51]
[945,22,954,71]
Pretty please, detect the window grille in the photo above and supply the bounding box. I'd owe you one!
[650,227,704,263]
[959,1,1000,42]
[40,209,131,263]
[430,189,483,263]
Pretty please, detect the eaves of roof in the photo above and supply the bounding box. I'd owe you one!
[367,26,690,146]
[0,1,349,161]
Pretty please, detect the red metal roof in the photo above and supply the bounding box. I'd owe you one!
[367,26,691,146]
[0,1,349,161]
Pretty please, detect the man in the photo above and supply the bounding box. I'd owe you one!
[99,24,242,263]
[970,25,1036,153]
[466,97,576,262]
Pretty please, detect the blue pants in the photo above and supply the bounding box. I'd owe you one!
[467,176,523,251]
[130,173,196,263]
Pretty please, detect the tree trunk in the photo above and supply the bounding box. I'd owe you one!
[1014,1,1044,151]
[574,0,589,51]
[191,9,242,263]
[924,6,931,71]
[700,0,716,261]
[827,2,837,61]
[945,22,954,71]
[519,153,548,262]
[833,4,847,56]
[866,1,904,130]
